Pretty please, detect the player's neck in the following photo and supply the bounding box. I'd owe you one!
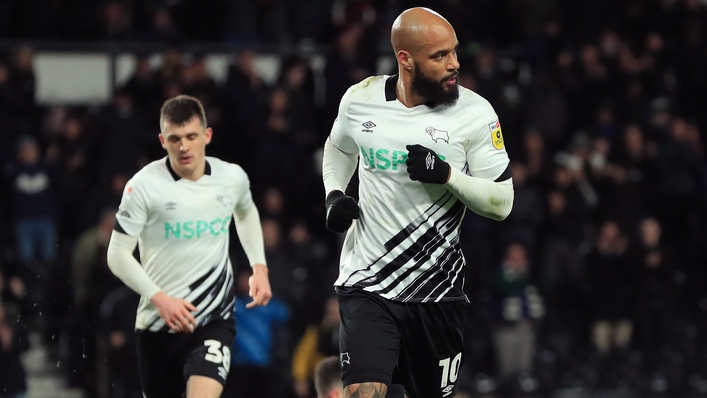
[170,157,206,181]
[396,74,426,108]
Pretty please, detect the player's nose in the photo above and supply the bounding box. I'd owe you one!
[448,53,460,71]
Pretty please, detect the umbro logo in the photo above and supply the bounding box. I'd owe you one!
[361,121,376,133]
[164,201,177,210]
[218,366,227,380]
[442,385,454,397]
[119,210,131,218]
[426,152,435,170]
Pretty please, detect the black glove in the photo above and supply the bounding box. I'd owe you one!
[325,190,360,233]
[405,144,450,184]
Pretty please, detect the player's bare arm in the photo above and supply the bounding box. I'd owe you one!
[345,383,388,398]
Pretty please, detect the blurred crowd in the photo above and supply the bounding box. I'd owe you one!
[1,0,707,397]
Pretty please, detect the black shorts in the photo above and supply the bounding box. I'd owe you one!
[137,320,236,398]
[337,287,466,398]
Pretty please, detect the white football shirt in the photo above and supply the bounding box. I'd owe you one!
[115,156,254,331]
[330,75,511,302]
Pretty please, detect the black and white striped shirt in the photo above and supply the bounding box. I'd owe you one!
[330,75,510,302]
[115,157,253,331]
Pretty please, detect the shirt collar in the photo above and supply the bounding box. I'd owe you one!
[385,74,398,101]
[384,74,437,108]
[165,157,211,181]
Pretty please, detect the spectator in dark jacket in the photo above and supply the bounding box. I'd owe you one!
[587,220,633,356]
[5,135,57,266]
[630,218,677,363]
[491,243,545,382]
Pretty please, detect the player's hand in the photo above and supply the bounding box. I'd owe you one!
[246,264,272,309]
[325,190,360,233]
[150,291,198,333]
[405,144,451,184]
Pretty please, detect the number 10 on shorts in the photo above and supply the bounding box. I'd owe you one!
[439,353,462,388]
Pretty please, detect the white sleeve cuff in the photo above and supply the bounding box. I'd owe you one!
[106,231,161,299]
[444,167,514,221]
[322,137,358,197]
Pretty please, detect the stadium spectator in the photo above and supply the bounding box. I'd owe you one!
[223,269,290,398]
[587,221,634,357]
[98,286,141,398]
[5,136,57,268]
[491,243,545,384]
[291,296,340,398]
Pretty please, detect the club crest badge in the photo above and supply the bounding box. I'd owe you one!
[426,127,449,144]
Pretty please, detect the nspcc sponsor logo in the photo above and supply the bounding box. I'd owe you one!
[164,217,231,239]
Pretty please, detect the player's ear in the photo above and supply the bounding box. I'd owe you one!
[397,50,413,72]
[158,133,166,149]
[204,127,213,145]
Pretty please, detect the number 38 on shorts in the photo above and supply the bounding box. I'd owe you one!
[204,339,231,379]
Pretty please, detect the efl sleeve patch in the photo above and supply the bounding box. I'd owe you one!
[115,179,149,236]
[488,120,504,150]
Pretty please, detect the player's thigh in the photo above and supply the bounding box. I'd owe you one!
[337,287,402,387]
[186,374,223,398]
[183,320,236,390]
[138,331,188,398]
[398,300,467,398]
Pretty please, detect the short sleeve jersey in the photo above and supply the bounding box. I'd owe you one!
[115,156,254,331]
[329,75,510,303]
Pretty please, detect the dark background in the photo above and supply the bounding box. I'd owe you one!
[0,1,706,397]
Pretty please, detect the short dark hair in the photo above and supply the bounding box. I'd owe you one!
[160,95,207,130]
[314,356,342,398]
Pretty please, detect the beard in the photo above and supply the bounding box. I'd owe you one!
[411,66,459,107]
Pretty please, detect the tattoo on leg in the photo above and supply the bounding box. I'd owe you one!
[345,383,388,398]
